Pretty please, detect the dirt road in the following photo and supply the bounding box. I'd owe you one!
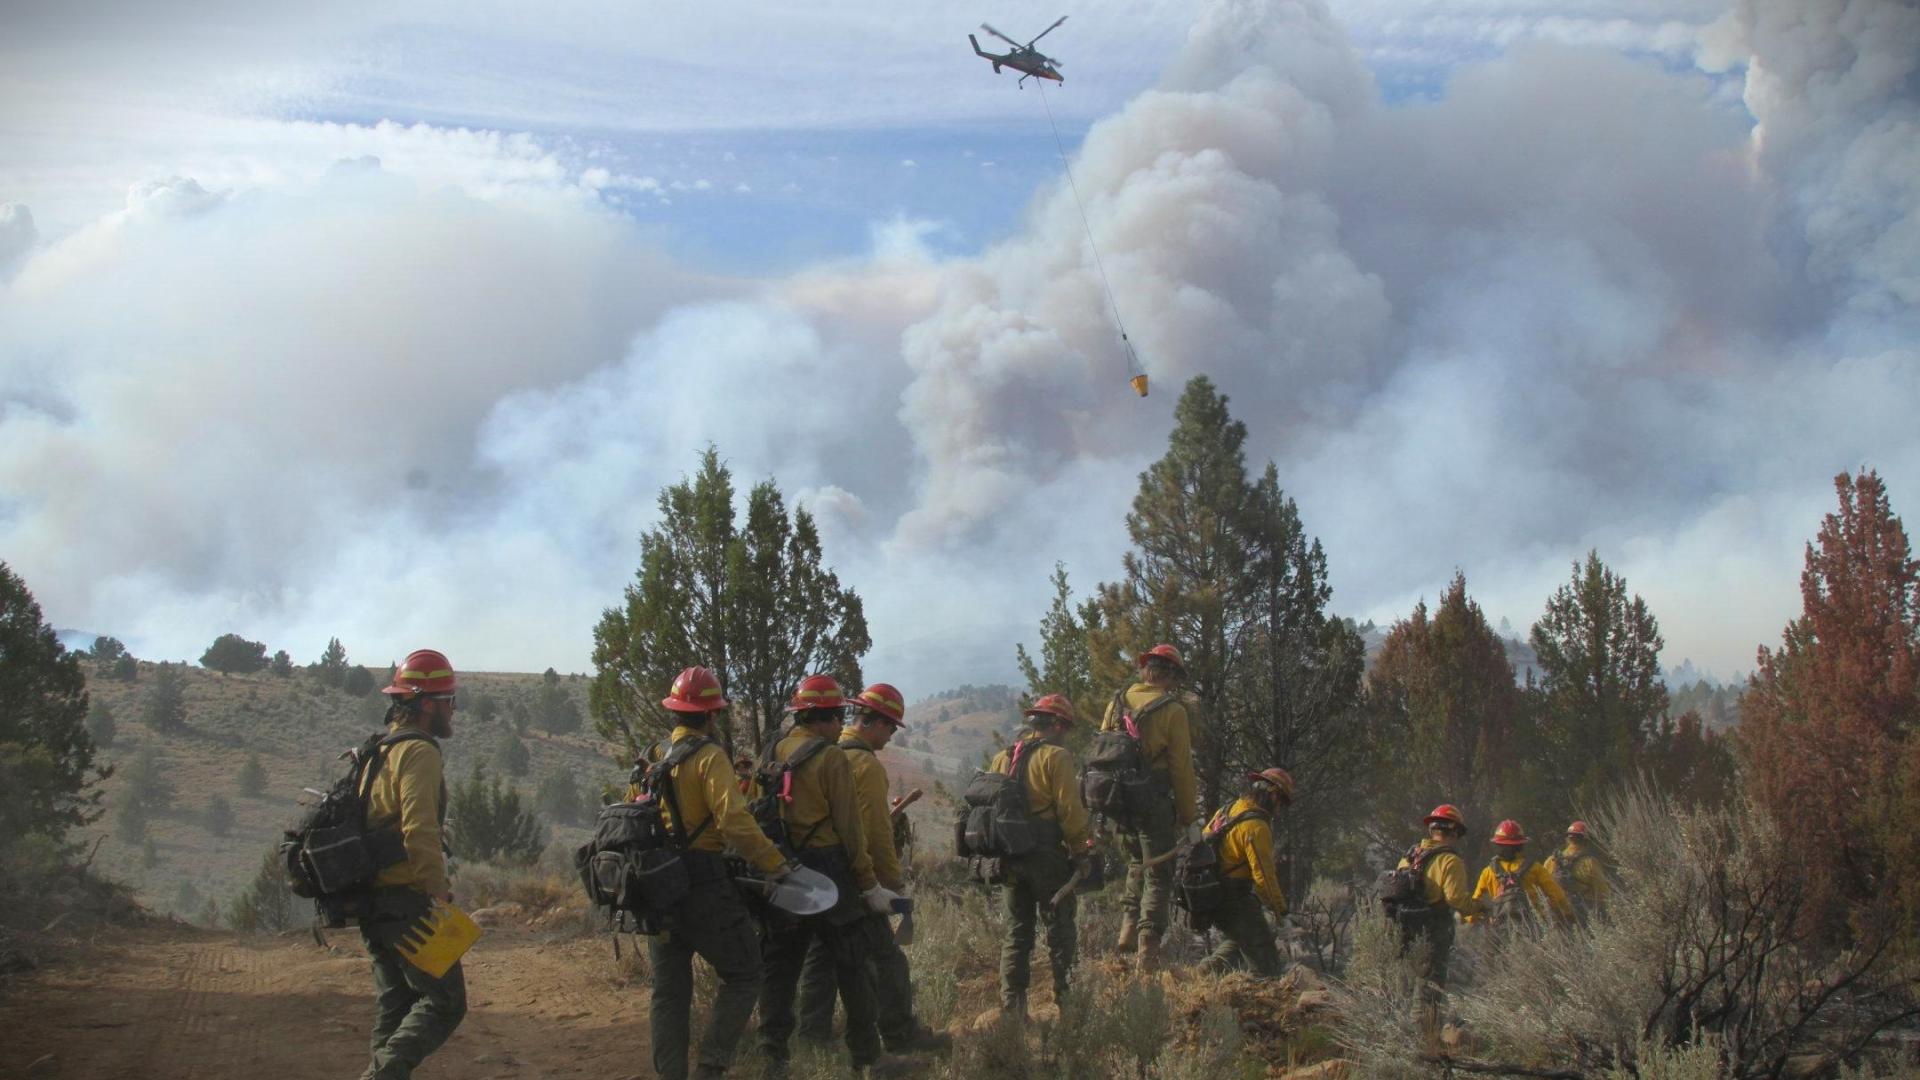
[1,923,655,1080]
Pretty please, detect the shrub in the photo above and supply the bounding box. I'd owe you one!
[117,746,176,812]
[112,653,138,681]
[449,763,546,866]
[343,664,376,697]
[87,699,118,748]
[203,794,234,837]
[238,753,267,798]
[0,563,105,853]
[200,633,268,674]
[269,650,293,677]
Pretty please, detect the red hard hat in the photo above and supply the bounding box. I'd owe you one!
[1023,693,1077,726]
[1249,767,1295,805]
[1424,804,1466,829]
[1566,821,1590,838]
[382,649,456,696]
[662,666,729,713]
[852,682,906,726]
[1492,819,1528,846]
[787,674,849,712]
[1136,643,1186,672]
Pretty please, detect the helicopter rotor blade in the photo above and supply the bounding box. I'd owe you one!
[1027,15,1067,47]
[979,22,1022,48]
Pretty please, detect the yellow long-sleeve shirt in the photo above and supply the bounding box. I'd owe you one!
[1398,838,1483,919]
[367,728,449,898]
[654,725,786,874]
[838,730,903,891]
[988,731,1091,850]
[1100,683,1199,826]
[1210,797,1286,915]
[774,728,876,891]
[1543,844,1609,907]
[1469,855,1573,924]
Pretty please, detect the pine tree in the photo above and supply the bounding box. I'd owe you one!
[314,638,348,689]
[343,664,375,697]
[237,754,268,798]
[228,848,299,932]
[144,661,189,732]
[1528,551,1668,812]
[1369,572,1525,828]
[1744,470,1920,931]
[534,766,589,827]
[90,635,128,666]
[269,650,294,678]
[112,653,138,681]
[470,692,500,726]
[592,447,869,761]
[448,763,545,865]
[0,562,105,851]
[115,797,149,844]
[536,669,583,734]
[1015,563,1095,721]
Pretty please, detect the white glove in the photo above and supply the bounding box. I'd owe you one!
[862,884,903,914]
[769,861,799,882]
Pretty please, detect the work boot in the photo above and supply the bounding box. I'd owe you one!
[1001,990,1029,1025]
[1116,913,1139,951]
[883,1022,954,1055]
[1137,930,1162,972]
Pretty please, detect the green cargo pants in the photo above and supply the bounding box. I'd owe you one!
[1000,845,1076,1009]
[796,912,914,1045]
[1199,885,1283,976]
[362,915,468,1080]
[649,869,764,1080]
[1117,794,1179,938]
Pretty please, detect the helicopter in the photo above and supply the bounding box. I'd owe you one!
[969,16,1066,86]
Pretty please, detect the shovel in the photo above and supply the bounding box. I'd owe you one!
[735,866,840,916]
[892,896,916,946]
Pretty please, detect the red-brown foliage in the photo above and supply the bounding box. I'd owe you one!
[1742,470,1920,933]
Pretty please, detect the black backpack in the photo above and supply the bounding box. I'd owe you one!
[281,729,433,906]
[1377,841,1453,924]
[746,736,835,859]
[957,740,1049,858]
[1173,806,1268,925]
[1080,691,1176,827]
[574,736,713,926]
[1551,850,1593,888]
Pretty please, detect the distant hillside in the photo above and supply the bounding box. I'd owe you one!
[895,684,1024,779]
[76,661,624,923]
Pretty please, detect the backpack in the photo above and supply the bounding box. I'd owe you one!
[573,736,714,925]
[746,736,835,860]
[1377,842,1453,924]
[1173,806,1267,925]
[281,729,433,907]
[1080,691,1176,828]
[1551,850,1593,889]
[957,740,1052,858]
[1485,858,1535,926]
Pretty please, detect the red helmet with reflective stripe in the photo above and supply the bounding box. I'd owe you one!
[1424,804,1466,829]
[1566,821,1590,838]
[852,682,906,726]
[382,649,456,696]
[662,666,729,713]
[787,674,849,712]
[1249,767,1295,805]
[1136,643,1186,673]
[1023,693,1077,726]
[1492,819,1528,846]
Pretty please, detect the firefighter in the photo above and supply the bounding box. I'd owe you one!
[646,666,795,1080]
[1391,805,1484,1003]
[756,675,903,1077]
[1543,821,1609,920]
[358,650,467,1080]
[1199,767,1293,976]
[796,682,950,1054]
[1101,643,1198,969]
[734,751,761,799]
[993,693,1093,1019]
[1470,819,1573,927]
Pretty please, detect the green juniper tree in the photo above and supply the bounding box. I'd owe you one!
[448,763,545,865]
[591,446,869,761]
[237,753,268,798]
[144,661,188,732]
[269,649,294,677]
[313,637,348,689]
[200,633,268,674]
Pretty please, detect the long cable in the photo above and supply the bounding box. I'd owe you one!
[1035,80,1141,374]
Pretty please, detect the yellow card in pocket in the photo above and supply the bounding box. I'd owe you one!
[394,900,482,978]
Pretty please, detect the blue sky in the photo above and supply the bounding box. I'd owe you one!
[3,0,1915,692]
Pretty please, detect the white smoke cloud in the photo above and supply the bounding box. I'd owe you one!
[2,0,1914,691]
[0,204,36,269]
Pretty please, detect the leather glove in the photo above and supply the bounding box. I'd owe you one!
[862,883,903,915]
